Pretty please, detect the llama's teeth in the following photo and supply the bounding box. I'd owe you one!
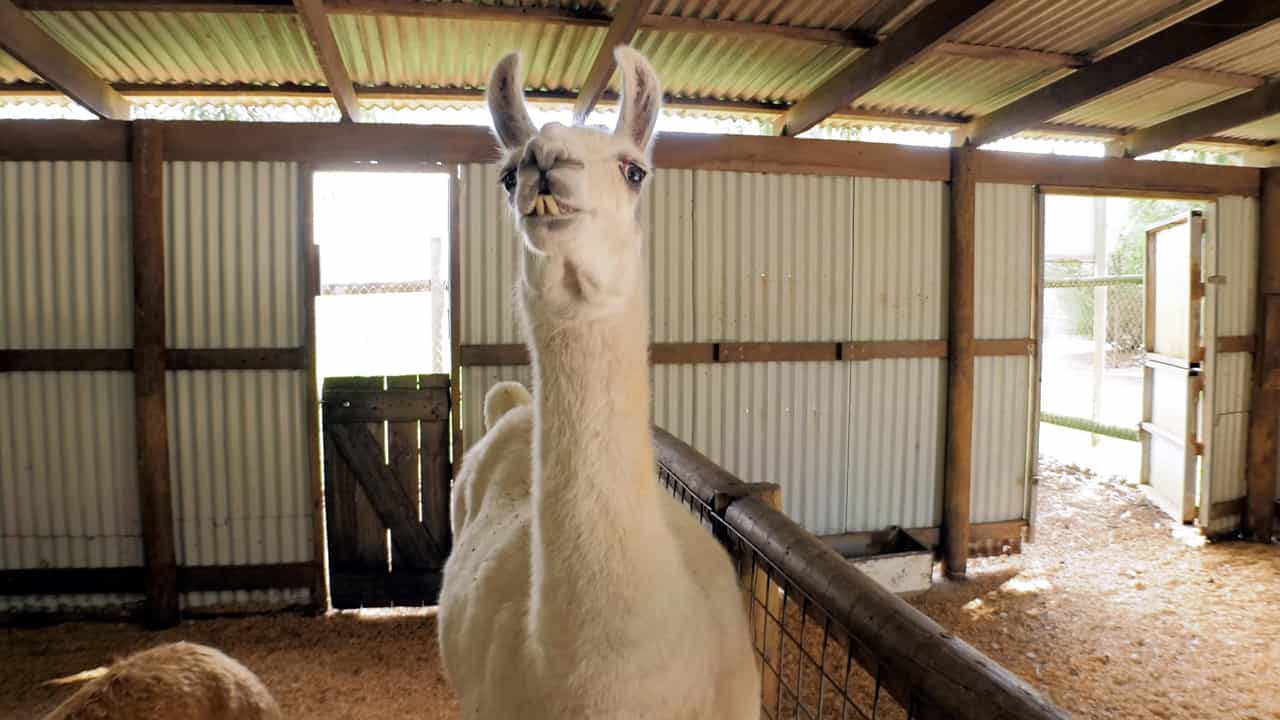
[534,195,545,216]
[545,196,560,216]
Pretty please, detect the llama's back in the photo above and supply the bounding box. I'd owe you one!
[43,642,281,720]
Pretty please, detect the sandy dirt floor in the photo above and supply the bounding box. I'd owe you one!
[3,458,1278,720]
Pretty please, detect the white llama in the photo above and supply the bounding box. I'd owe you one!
[43,641,282,720]
[438,47,760,719]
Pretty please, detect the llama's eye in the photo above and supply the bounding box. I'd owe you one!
[621,161,647,186]
[500,169,517,193]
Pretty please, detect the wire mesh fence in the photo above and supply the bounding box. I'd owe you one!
[653,428,1069,720]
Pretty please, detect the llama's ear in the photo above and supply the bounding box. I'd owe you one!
[612,46,661,150]
[487,52,535,150]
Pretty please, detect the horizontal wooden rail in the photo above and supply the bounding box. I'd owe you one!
[0,348,307,372]
[652,427,1067,720]
[0,563,315,596]
[0,120,1262,197]
[461,339,1030,366]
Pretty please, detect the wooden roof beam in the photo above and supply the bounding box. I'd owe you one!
[1113,81,1280,158]
[572,0,650,122]
[292,0,361,122]
[777,0,998,137]
[0,0,129,118]
[961,0,1280,147]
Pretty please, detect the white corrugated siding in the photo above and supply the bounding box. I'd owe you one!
[851,178,947,341]
[693,171,854,342]
[975,183,1035,340]
[164,161,310,607]
[168,370,311,608]
[971,184,1035,525]
[1204,196,1258,533]
[459,365,533,454]
[1,161,132,349]
[165,162,301,348]
[972,356,1034,523]
[846,359,946,531]
[0,161,138,612]
[648,169,695,343]
[0,372,142,612]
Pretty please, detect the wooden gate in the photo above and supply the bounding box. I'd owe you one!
[322,375,451,608]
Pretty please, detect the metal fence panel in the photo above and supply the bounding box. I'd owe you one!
[0,371,142,613]
[693,171,855,342]
[0,161,132,349]
[165,161,301,348]
[851,178,947,342]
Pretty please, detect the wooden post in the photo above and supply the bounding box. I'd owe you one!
[131,121,178,628]
[1246,167,1280,541]
[300,164,328,612]
[449,171,463,468]
[944,146,977,578]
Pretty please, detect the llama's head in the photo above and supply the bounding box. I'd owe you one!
[487,46,660,323]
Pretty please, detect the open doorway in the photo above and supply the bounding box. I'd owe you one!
[313,170,454,609]
[1038,193,1209,524]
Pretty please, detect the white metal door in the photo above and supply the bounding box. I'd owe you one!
[1139,211,1205,523]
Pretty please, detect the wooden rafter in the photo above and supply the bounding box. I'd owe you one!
[1115,81,1280,158]
[572,0,650,121]
[292,0,361,121]
[0,0,129,118]
[777,0,998,137]
[963,0,1280,147]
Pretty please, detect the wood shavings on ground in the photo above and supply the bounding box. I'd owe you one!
[3,458,1277,719]
[906,458,1280,720]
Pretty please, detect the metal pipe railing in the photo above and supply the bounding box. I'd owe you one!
[654,426,1070,720]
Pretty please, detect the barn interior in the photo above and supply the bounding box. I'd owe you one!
[2,1,1280,718]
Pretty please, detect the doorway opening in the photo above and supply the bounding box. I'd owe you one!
[313,170,454,609]
[1038,193,1209,524]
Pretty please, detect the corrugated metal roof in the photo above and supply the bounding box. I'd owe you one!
[0,50,38,84]
[1051,77,1245,130]
[644,0,883,29]
[956,0,1217,56]
[859,54,1066,118]
[1177,24,1280,78]
[1220,114,1280,142]
[29,10,323,86]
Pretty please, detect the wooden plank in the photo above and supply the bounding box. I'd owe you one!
[449,172,463,473]
[323,388,450,423]
[0,0,129,118]
[459,344,530,366]
[650,343,715,364]
[131,122,178,629]
[421,414,452,558]
[820,520,1028,556]
[300,167,326,613]
[972,149,1261,199]
[943,146,976,579]
[162,122,501,163]
[0,119,128,160]
[179,563,315,592]
[964,1,1280,147]
[1246,167,1280,541]
[1117,81,1280,158]
[1210,498,1247,521]
[842,340,949,361]
[0,567,144,595]
[328,423,443,568]
[1216,335,1256,354]
[292,0,362,122]
[0,349,131,372]
[166,347,307,370]
[386,375,421,571]
[572,0,653,121]
[777,0,998,136]
[321,390,358,571]
[652,131,952,181]
[717,342,837,363]
[974,338,1035,357]
[328,569,442,609]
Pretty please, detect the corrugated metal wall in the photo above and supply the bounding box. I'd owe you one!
[458,167,951,535]
[972,183,1036,524]
[0,162,142,613]
[1205,196,1258,533]
[165,161,311,608]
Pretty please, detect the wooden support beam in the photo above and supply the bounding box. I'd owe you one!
[0,0,129,118]
[1116,81,1280,158]
[572,0,650,121]
[963,0,1280,147]
[777,0,997,137]
[1246,167,1280,542]
[292,0,361,122]
[327,423,444,567]
[131,122,178,628]
[301,165,326,613]
[943,146,977,578]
